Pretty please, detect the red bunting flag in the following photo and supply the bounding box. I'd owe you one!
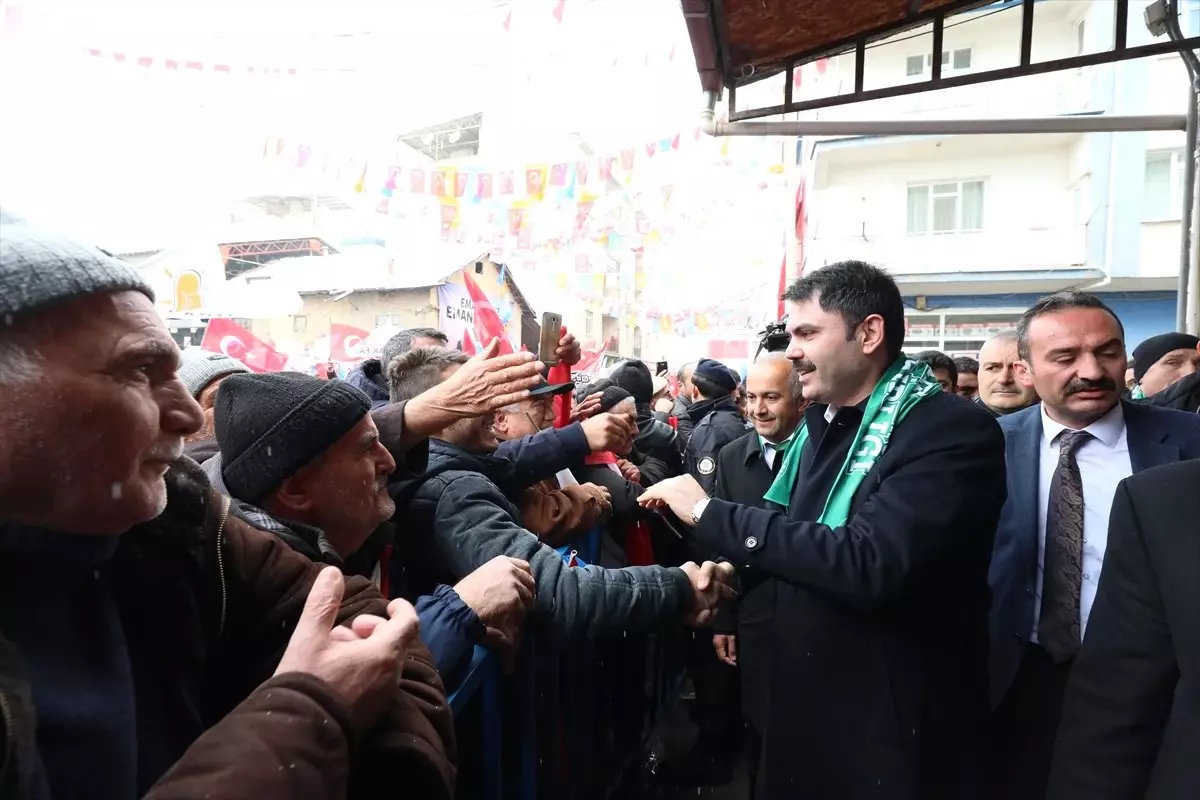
[409,168,426,194]
[549,163,568,186]
[645,142,657,158]
[499,171,515,195]
[552,0,565,24]
[507,207,525,236]
[575,160,589,185]
[200,319,288,373]
[455,171,469,197]
[620,148,635,171]
[431,170,448,197]
[477,172,494,199]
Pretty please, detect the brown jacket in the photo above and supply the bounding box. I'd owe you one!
[0,456,455,800]
[518,479,611,548]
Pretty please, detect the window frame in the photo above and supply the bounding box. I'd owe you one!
[1143,149,1188,222]
[292,314,308,334]
[906,178,986,236]
[904,47,973,80]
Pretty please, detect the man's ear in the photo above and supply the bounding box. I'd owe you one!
[858,314,887,356]
[271,473,314,516]
[1014,360,1035,387]
[490,410,510,437]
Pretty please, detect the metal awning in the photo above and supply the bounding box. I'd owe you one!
[683,0,1200,121]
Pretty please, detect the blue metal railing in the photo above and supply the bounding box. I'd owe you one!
[447,630,683,799]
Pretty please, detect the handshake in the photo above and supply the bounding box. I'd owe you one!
[679,560,737,626]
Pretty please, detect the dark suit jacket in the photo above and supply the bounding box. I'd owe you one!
[987,401,1200,708]
[693,391,1006,800]
[710,430,777,733]
[1048,460,1200,800]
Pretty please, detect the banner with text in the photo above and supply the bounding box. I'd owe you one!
[437,283,476,351]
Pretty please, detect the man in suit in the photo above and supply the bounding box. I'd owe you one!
[639,260,1007,800]
[976,331,1039,419]
[986,291,1200,800]
[1048,459,1200,799]
[710,352,807,795]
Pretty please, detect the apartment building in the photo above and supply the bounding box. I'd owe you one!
[775,0,1198,356]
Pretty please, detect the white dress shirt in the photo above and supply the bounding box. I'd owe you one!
[1031,402,1131,642]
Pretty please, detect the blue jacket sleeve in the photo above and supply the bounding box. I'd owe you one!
[491,423,590,493]
[414,585,486,690]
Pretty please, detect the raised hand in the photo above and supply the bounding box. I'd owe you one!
[274,566,420,732]
[423,338,545,418]
[581,412,637,454]
[569,392,605,422]
[556,329,582,366]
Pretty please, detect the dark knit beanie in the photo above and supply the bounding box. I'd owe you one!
[215,372,371,503]
[609,361,654,404]
[596,385,633,413]
[1132,332,1200,383]
[694,358,739,394]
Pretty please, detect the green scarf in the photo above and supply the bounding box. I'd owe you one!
[764,356,943,526]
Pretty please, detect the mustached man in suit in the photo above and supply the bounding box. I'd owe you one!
[986,291,1200,799]
[1048,458,1200,799]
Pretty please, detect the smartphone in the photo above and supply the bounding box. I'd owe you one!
[655,360,669,376]
[539,312,563,364]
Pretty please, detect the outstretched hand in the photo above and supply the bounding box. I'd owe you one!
[679,560,738,626]
[637,474,708,526]
[423,338,545,419]
[275,567,420,732]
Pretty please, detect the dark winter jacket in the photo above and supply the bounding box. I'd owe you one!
[231,503,484,689]
[345,359,391,410]
[670,394,695,450]
[0,457,456,800]
[630,405,682,485]
[684,394,748,495]
[1144,369,1200,413]
[388,439,695,637]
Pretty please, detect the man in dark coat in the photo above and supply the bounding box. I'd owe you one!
[986,293,1200,800]
[385,347,734,637]
[709,352,808,793]
[639,260,1006,800]
[1048,459,1200,799]
[0,209,456,798]
[975,331,1039,419]
[213,371,536,688]
[1132,333,1200,413]
[684,358,749,496]
[609,360,684,484]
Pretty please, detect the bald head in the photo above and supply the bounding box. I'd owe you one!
[746,354,806,443]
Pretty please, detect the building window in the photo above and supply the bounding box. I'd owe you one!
[1144,150,1186,220]
[902,311,1021,356]
[293,315,308,333]
[905,48,972,79]
[375,313,405,328]
[585,310,594,336]
[907,180,984,235]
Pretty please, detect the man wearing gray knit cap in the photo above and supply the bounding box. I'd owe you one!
[178,347,251,460]
[0,208,460,798]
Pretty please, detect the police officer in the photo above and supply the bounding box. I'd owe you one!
[685,359,747,495]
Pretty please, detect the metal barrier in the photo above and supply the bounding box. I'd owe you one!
[448,629,684,799]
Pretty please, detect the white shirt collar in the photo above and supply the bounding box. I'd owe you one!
[1039,401,1125,448]
[824,405,837,423]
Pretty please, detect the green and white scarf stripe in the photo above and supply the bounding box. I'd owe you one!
[764,356,943,527]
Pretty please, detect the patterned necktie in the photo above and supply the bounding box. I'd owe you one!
[1039,429,1093,663]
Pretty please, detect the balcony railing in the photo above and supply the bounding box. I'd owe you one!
[807,226,1087,275]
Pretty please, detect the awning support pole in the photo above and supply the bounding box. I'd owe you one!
[697,112,1187,137]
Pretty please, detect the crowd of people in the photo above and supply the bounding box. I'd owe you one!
[2,205,1200,799]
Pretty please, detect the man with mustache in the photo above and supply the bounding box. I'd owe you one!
[986,291,1200,800]
[975,331,1039,418]
[213,371,536,687]
[638,260,1007,799]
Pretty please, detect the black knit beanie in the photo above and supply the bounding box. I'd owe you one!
[215,372,372,503]
[1132,332,1200,383]
[609,361,654,404]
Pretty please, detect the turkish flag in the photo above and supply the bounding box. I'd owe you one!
[200,318,288,373]
[330,323,369,363]
[461,269,514,355]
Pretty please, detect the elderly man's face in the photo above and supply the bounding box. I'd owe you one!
[0,291,204,534]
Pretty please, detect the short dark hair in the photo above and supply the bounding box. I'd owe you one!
[782,260,906,361]
[914,350,958,387]
[1016,291,1124,361]
[380,327,449,373]
[953,356,979,376]
[386,345,468,403]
